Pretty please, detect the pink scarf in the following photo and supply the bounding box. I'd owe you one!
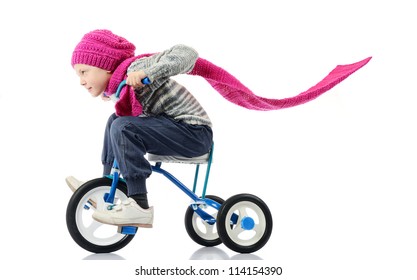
[106,54,372,116]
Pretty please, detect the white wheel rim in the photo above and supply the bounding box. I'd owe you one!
[224,201,266,246]
[75,186,129,246]
[191,205,219,241]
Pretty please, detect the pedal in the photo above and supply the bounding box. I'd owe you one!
[88,199,97,208]
[118,226,138,235]
[83,199,97,210]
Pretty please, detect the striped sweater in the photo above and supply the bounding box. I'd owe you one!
[127,45,212,127]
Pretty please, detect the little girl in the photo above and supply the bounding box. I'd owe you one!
[69,29,213,227]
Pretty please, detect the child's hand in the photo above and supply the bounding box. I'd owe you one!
[126,70,148,88]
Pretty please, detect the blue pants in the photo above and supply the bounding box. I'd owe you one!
[101,113,213,196]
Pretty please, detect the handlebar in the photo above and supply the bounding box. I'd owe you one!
[115,77,150,98]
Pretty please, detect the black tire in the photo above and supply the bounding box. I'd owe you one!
[184,195,224,247]
[66,177,135,253]
[217,193,273,254]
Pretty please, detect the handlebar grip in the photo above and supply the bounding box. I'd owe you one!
[142,77,151,85]
[115,78,150,98]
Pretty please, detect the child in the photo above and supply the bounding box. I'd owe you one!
[69,29,213,227]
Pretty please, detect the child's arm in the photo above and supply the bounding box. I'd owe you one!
[127,44,198,87]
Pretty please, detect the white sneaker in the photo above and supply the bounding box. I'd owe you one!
[65,176,84,192]
[92,198,153,228]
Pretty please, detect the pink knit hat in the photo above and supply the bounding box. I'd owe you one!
[71,29,136,72]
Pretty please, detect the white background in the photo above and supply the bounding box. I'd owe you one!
[0,0,416,279]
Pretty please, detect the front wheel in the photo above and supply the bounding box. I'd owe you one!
[66,177,135,253]
[217,193,273,254]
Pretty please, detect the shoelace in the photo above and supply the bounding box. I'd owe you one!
[107,199,132,211]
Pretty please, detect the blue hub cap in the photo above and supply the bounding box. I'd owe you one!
[240,216,255,230]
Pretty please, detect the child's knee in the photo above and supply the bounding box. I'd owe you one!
[109,117,130,139]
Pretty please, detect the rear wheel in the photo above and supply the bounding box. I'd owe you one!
[184,195,224,247]
[217,193,273,253]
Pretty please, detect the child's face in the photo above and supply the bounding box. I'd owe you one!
[74,64,112,97]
